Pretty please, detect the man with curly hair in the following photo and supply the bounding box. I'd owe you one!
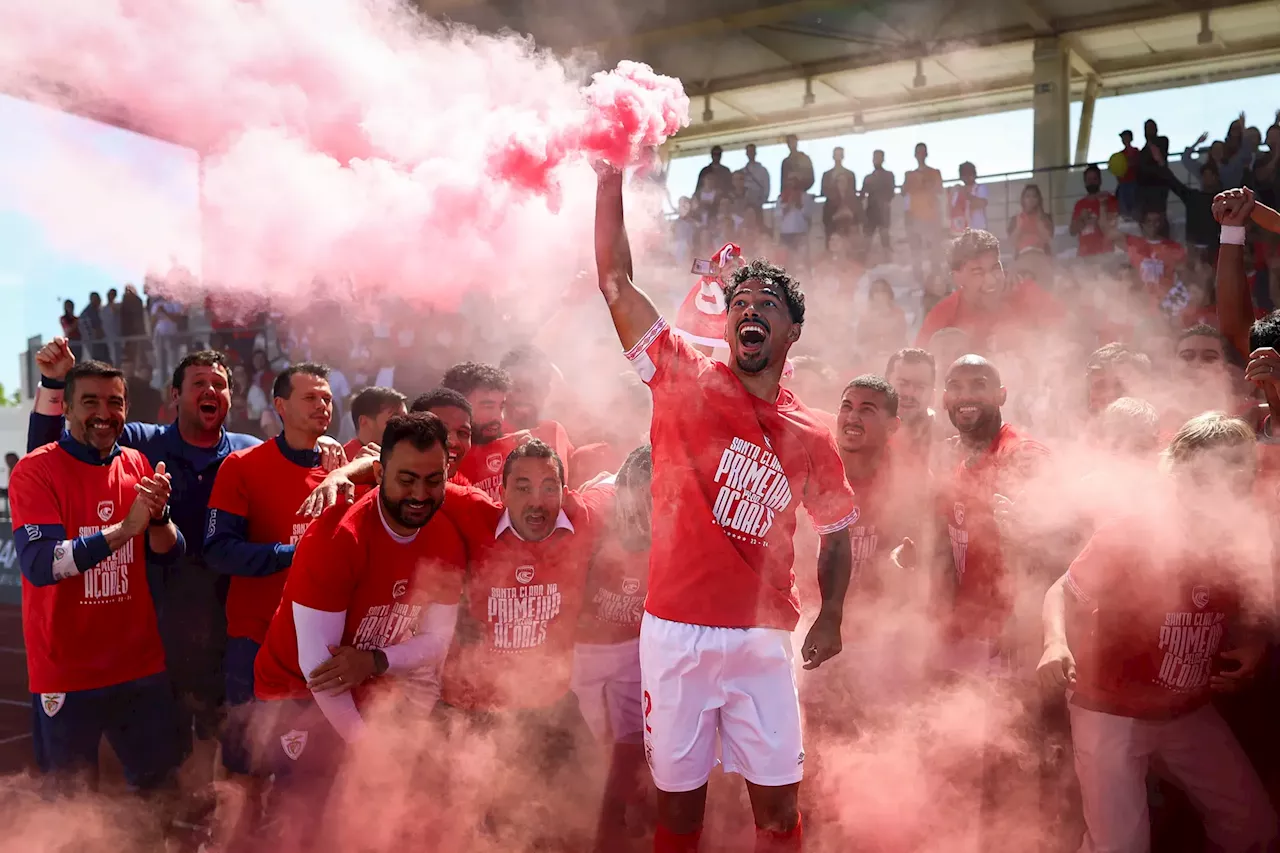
[594,164,856,853]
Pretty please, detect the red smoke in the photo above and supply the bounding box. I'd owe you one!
[0,0,687,312]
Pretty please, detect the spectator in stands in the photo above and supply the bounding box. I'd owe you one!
[777,174,812,274]
[119,283,146,362]
[947,161,988,234]
[101,288,121,364]
[821,168,861,248]
[821,147,858,246]
[227,363,259,437]
[904,142,944,283]
[1115,130,1139,219]
[1071,165,1118,258]
[738,143,770,228]
[1009,184,1054,256]
[1155,149,1219,250]
[148,282,183,384]
[1111,209,1185,300]
[1249,122,1280,208]
[1218,111,1258,190]
[79,292,107,362]
[126,361,164,425]
[59,300,82,360]
[780,133,814,193]
[694,145,732,220]
[862,149,895,254]
[1135,118,1170,216]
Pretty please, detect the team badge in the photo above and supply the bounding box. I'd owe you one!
[23,524,40,541]
[515,566,535,584]
[622,578,641,596]
[392,580,408,600]
[280,730,308,761]
[97,501,115,522]
[41,693,66,717]
[953,502,965,526]
[486,453,503,474]
[1192,586,1210,609]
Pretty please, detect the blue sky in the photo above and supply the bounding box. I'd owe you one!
[0,94,200,395]
[2,72,1279,394]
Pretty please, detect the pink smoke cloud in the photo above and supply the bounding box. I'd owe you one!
[0,0,688,312]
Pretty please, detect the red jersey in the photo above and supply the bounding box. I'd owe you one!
[441,488,598,711]
[10,443,164,693]
[568,441,627,490]
[254,489,466,704]
[460,421,574,500]
[575,484,649,645]
[1125,236,1186,296]
[626,318,857,630]
[940,424,1049,642]
[1067,515,1243,719]
[1072,194,1117,257]
[457,435,523,500]
[915,281,1062,352]
[342,438,364,460]
[208,438,328,644]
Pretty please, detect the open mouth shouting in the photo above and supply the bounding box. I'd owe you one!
[737,319,769,355]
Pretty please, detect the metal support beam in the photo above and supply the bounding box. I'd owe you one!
[1032,36,1071,218]
[1075,76,1100,165]
[586,0,855,53]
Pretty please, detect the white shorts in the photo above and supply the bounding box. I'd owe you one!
[639,612,804,793]
[570,639,643,744]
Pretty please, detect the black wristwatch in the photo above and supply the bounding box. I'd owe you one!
[150,505,171,527]
[372,648,389,676]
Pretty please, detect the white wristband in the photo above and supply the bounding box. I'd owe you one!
[1221,225,1246,246]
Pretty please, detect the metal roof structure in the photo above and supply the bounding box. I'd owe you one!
[418,0,1280,156]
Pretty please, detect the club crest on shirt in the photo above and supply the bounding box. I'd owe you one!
[23,524,40,541]
[515,565,535,585]
[280,730,308,761]
[953,502,965,526]
[40,693,65,717]
[97,501,114,522]
[622,578,641,596]
[486,453,503,474]
[392,580,408,600]
[1192,586,1210,609]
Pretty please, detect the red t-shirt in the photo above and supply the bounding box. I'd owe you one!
[575,484,649,645]
[254,489,466,704]
[441,488,600,711]
[626,317,857,630]
[208,439,328,644]
[1072,194,1118,257]
[1125,236,1186,296]
[568,441,628,490]
[915,281,1062,351]
[457,435,523,501]
[342,438,364,460]
[940,424,1050,642]
[1067,515,1242,719]
[10,444,165,693]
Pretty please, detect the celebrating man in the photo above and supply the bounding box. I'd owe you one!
[595,163,855,852]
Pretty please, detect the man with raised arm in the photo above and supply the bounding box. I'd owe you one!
[595,165,856,853]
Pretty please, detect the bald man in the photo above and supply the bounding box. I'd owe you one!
[932,355,1050,675]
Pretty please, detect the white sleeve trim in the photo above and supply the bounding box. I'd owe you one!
[623,316,668,362]
[1064,571,1092,604]
[52,540,80,581]
[381,603,458,675]
[813,506,860,536]
[672,327,728,350]
[293,602,365,743]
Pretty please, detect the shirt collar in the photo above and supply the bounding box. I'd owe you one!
[495,508,575,541]
[58,431,122,466]
[274,433,321,468]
